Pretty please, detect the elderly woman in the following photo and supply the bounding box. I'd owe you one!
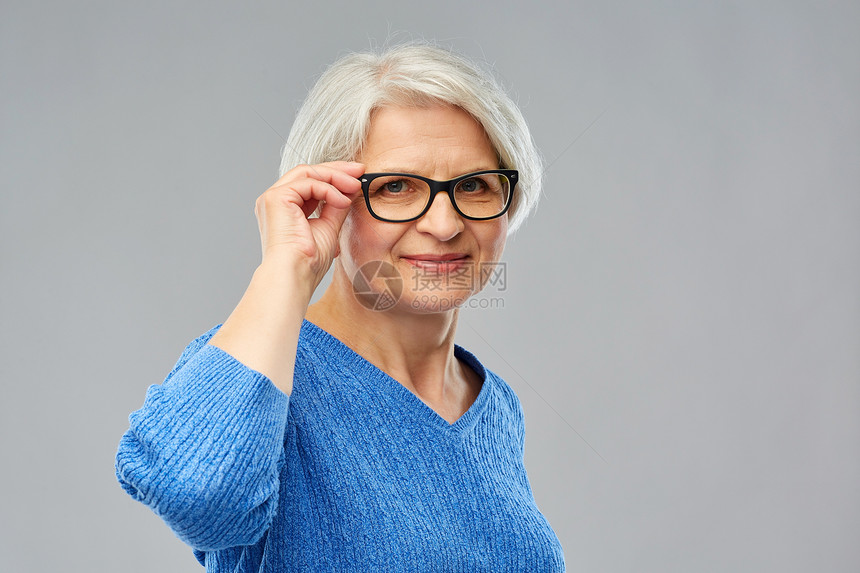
[116,43,565,572]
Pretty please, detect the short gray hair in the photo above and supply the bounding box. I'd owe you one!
[280,42,542,233]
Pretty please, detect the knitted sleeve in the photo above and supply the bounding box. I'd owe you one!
[115,325,290,552]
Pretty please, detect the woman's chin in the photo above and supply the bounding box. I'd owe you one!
[400,291,474,314]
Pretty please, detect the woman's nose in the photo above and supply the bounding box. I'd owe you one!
[414,191,465,241]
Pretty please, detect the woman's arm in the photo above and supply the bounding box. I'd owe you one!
[116,161,364,550]
[206,255,313,394]
[116,327,288,551]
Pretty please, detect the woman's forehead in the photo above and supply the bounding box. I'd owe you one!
[359,105,498,176]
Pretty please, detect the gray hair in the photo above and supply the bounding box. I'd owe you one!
[279,42,542,233]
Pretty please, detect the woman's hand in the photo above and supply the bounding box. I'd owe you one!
[255,161,364,290]
[207,161,363,393]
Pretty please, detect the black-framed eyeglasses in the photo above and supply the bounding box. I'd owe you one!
[359,169,518,223]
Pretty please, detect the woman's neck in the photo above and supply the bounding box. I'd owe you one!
[305,265,480,421]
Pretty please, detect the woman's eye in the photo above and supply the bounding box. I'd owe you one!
[459,178,484,192]
[384,181,404,193]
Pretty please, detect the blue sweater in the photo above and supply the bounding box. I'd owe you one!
[116,320,565,571]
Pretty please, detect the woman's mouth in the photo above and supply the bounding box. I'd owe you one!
[401,254,470,273]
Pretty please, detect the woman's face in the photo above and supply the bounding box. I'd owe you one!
[337,104,508,314]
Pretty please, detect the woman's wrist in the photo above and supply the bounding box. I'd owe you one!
[255,252,320,306]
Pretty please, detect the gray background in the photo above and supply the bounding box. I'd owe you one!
[2,1,858,571]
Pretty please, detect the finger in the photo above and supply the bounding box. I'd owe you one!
[310,198,353,259]
[275,177,354,209]
[303,160,365,177]
[316,192,355,229]
[276,162,364,195]
[317,160,365,176]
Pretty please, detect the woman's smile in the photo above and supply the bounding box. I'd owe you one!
[400,253,470,273]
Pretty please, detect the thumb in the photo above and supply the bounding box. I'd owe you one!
[312,198,352,258]
[316,197,352,233]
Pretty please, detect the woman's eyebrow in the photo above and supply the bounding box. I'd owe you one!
[368,167,417,174]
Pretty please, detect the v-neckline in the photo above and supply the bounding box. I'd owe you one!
[301,319,491,436]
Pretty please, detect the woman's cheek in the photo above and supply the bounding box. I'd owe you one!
[338,210,392,272]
